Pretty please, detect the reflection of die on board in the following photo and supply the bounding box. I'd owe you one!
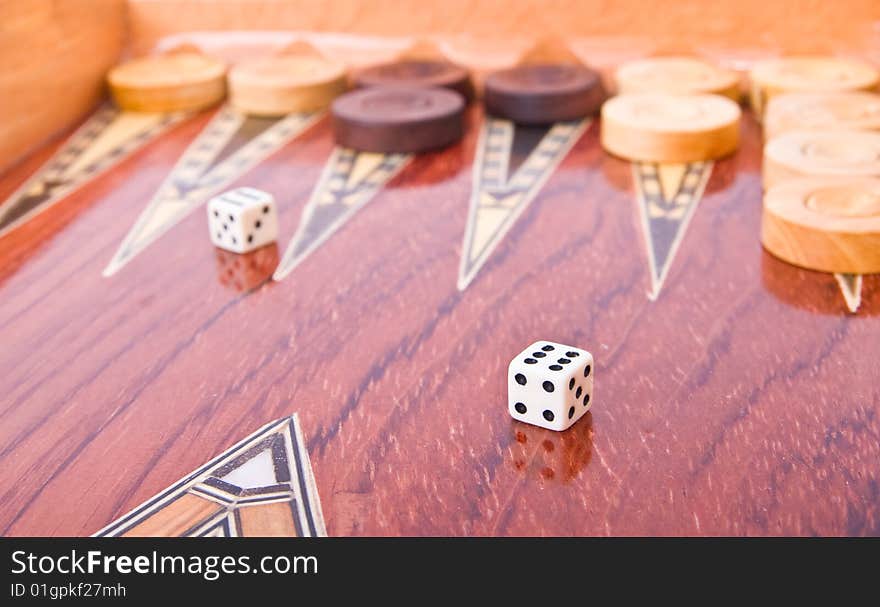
[510,413,593,483]
[214,243,279,293]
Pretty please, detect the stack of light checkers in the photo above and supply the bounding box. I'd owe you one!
[106,47,351,117]
[755,57,880,275]
[600,56,743,163]
[228,54,348,116]
[107,51,228,112]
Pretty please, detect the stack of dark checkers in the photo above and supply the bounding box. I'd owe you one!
[483,63,605,125]
[353,59,475,100]
[332,87,465,153]
[332,59,471,153]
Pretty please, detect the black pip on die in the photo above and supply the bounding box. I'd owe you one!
[208,187,278,254]
[508,341,594,431]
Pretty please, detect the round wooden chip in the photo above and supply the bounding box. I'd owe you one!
[600,93,741,162]
[750,56,880,116]
[762,177,880,273]
[483,63,605,125]
[763,130,880,189]
[353,60,474,101]
[331,87,465,153]
[228,55,348,116]
[764,91,880,140]
[615,56,740,99]
[108,52,227,112]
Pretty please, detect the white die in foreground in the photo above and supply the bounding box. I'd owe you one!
[508,340,594,431]
[207,187,278,253]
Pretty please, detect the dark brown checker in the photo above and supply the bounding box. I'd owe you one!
[354,59,474,101]
[483,63,605,125]
[331,86,465,153]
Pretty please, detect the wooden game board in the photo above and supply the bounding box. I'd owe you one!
[1,6,879,537]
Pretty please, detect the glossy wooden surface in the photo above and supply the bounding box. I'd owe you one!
[0,0,124,173]
[1,103,878,537]
[127,0,880,59]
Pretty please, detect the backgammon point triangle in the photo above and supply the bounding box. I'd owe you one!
[273,199,353,279]
[104,107,320,276]
[457,118,589,291]
[273,148,411,282]
[835,273,863,313]
[0,106,187,239]
[458,192,524,291]
[102,183,214,277]
[94,414,326,537]
[633,161,713,301]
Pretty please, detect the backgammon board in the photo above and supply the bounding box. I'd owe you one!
[1,2,878,537]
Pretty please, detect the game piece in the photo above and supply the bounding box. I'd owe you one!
[207,187,278,254]
[331,87,465,153]
[9,25,880,543]
[483,63,605,125]
[615,56,740,99]
[105,107,318,276]
[600,92,741,162]
[354,59,474,100]
[750,56,880,116]
[508,341,594,432]
[762,130,880,189]
[228,55,348,116]
[107,52,227,112]
[761,177,880,274]
[763,91,880,140]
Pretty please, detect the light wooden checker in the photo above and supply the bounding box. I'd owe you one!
[229,55,348,116]
[750,56,880,117]
[763,130,880,189]
[615,56,740,99]
[764,91,880,140]
[108,52,227,112]
[600,92,741,162]
[762,177,880,274]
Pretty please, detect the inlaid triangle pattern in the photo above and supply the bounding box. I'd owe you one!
[632,161,713,300]
[835,273,863,314]
[272,147,411,281]
[458,117,589,290]
[95,415,326,537]
[103,106,321,276]
[0,105,187,239]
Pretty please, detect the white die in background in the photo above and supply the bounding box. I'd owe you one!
[207,187,278,254]
[508,340,594,431]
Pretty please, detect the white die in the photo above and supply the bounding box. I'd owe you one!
[207,187,278,253]
[508,340,594,431]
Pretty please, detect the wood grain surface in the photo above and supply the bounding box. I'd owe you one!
[126,0,880,60]
[0,0,125,174]
[0,103,878,537]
